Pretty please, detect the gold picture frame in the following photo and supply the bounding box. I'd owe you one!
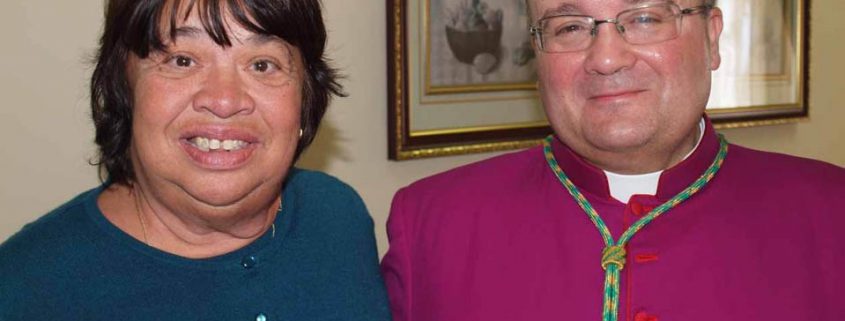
[388,0,810,160]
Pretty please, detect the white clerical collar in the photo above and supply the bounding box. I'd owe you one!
[604,118,706,203]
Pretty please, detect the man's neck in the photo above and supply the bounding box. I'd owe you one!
[602,119,706,202]
[584,120,704,174]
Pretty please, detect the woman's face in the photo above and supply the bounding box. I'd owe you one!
[126,9,302,224]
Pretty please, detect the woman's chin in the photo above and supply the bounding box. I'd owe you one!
[175,181,272,210]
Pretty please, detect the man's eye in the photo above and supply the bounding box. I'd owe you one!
[554,23,589,36]
[629,14,663,25]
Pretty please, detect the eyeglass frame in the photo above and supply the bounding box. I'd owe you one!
[528,2,714,53]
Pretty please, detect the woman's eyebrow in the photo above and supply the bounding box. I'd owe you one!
[170,26,204,39]
[243,33,287,47]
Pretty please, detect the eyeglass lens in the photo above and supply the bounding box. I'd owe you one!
[537,4,682,52]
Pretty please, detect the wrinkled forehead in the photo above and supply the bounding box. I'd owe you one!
[527,0,699,20]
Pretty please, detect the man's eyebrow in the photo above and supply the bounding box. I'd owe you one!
[541,0,666,18]
[541,3,580,18]
[625,0,663,6]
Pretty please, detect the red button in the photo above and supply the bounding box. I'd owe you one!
[634,311,659,321]
[634,253,659,263]
[630,202,644,216]
[630,202,657,217]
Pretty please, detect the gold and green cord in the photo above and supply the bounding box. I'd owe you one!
[542,135,728,321]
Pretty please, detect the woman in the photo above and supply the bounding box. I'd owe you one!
[0,0,391,320]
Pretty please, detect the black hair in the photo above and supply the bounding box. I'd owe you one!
[90,0,343,184]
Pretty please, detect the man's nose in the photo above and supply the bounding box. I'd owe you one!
[191,66,255,118]
[583,21,636,75]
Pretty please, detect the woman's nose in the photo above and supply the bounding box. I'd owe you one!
[191,66,255,118]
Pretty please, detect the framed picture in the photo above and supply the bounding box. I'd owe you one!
[426,0,537,94]
[388,0,810,160]
[706,0,809,126]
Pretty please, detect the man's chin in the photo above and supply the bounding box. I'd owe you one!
[583,127,653,154]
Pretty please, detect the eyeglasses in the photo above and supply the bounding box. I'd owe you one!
[529,3,712,53]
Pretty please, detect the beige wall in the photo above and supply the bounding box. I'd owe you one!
[2,1,843,256]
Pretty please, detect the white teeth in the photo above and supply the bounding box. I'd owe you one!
[194,137,210,152]
[226,140,249,151]
[189,137,248,151]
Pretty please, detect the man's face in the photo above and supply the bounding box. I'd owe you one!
[529,0,722,171]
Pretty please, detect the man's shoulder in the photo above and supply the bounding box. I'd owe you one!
[386,146,550,240]
[728,144,845,191]
[399,146,546,200]
[730,144,845,176]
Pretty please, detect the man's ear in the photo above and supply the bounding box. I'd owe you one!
[706,7,724,70]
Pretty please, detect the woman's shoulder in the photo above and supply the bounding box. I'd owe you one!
[285,168,359,196]
[0,188,101,256]
[282,168,369,221]
[279,169,376,251]
[0,188,103,295]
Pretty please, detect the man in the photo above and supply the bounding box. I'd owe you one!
[381,1,845,320]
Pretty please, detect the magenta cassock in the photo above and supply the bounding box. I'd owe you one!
[382,119,845,321]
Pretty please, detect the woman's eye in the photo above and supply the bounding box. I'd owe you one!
[252,60,278,73]
[165,55,195,68]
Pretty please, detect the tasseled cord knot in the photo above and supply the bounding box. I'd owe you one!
[601,245,626,270]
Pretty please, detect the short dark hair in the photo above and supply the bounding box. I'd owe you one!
[90,0,343,185]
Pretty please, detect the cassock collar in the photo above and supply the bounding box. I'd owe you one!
[549,117,721,202]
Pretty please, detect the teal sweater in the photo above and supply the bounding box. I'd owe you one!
[0,169,391,321]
